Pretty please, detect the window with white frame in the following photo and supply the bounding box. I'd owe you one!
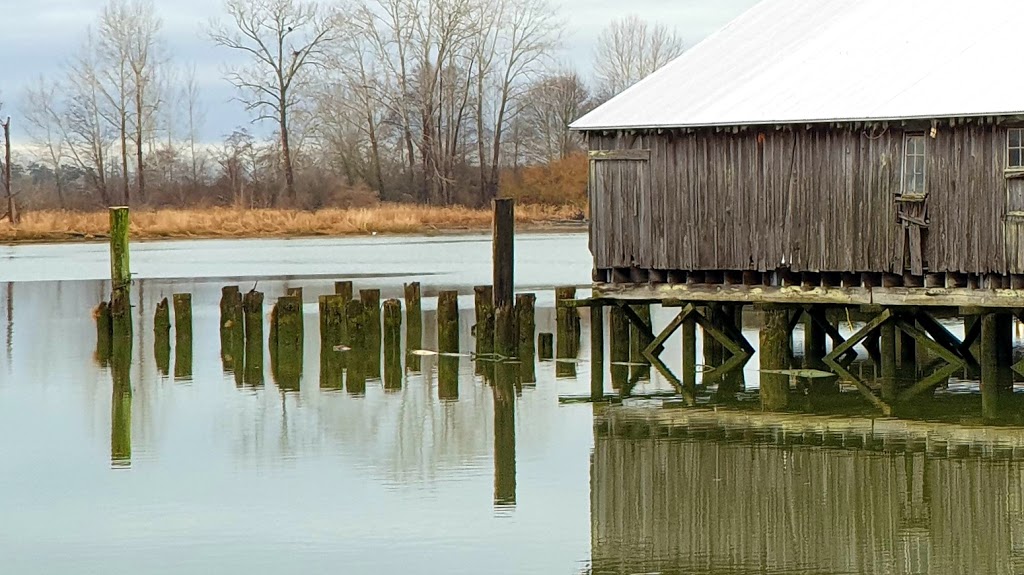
[903,133,926,194]
[1009,128,1024,169]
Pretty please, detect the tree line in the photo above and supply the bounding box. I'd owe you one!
[6,0,684,214]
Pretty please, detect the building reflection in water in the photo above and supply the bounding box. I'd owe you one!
[588,403,1024,575]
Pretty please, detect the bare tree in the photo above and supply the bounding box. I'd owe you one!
[65,32,114,206]
[1,114,17,224]
[22,78,70,208]
[210,0,340,205]
[593,14,684,101]
[96,2,134,204]
[122,0,163,204]
[479,0,561,201]
[520,69,589,163]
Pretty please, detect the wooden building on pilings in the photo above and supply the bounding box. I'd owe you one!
[571,0,1024,413]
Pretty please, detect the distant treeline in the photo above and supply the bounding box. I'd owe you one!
[9,0,685,212]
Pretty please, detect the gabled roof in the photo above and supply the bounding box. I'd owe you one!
[571,0,1024,131]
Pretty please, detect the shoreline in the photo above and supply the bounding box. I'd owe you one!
[0,205,588,245]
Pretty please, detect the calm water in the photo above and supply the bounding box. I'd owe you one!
[1,232,1023,574]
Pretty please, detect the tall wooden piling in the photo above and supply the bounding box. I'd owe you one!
[153,298,171,376]
[272,295,304,391]
[404,282,423,372]
[493,198,515,310]
[591,305,605,400]
[516,293,536,384]
[759,305,791,411]
[345,300,367,395]
[383,299,403,391]
[437,291,460,354]
[475,285,495,361]
[108,207,132,325]
[319,295,346,390]
[172,294,192,380]
[242,290,264,387]
[360,289,382,379]
[703,304,724,369]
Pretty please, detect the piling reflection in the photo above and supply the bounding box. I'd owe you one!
[172,294,192,380]
[493,360,517,508]
[591,406,1024,575]
[153,298,170,376]
[109,320,132,468]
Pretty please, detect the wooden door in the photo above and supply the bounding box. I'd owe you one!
[1004,176,1024,273]
[589,150,651,271]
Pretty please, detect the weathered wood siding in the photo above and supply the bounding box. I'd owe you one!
[588,124,1010,275]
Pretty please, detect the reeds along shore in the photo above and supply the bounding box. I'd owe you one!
[0,204,586,242]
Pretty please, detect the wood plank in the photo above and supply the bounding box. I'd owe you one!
[589,149,651,161]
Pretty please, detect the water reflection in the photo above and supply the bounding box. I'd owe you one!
[590,407,1024,575]
[11,275,1024,573]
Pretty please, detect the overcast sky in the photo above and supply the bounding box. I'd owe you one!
[0,0,759,143]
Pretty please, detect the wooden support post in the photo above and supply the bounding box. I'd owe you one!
[345,300,367,395]
[475,285,495,361]
[360,289,381,379]
[272,295,303,391]
[717,304,746,395]
[759,306,791,411]
[591,305,605,400]
[153,298,170,376]
[242,290,264,387]
[220,286,243,376]
[94,301,112,366]
[172,294,192,380]
[492,198,515,310]
[404,282,422,372]
[382,299,403,391]
[609,306,630,389]
[899,315,917,377]
[803,312,827,370]
[880,319,898,402]
[628,303,651,382]
[516,293,536,384]
[703,304,724,370]
[681,313,697,395]
[538,333,554,361]
[437,291,460,354]
[108,206,131,307]
[319,295,346,390]
[981,313,1014,420]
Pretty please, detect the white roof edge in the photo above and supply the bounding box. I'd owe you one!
[570,111,1024,132]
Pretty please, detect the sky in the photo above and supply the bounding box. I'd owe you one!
[0,0,759,144]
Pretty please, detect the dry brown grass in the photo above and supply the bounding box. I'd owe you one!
[0,203,587,243]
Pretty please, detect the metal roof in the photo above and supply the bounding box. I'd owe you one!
[571,0,1024,131]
